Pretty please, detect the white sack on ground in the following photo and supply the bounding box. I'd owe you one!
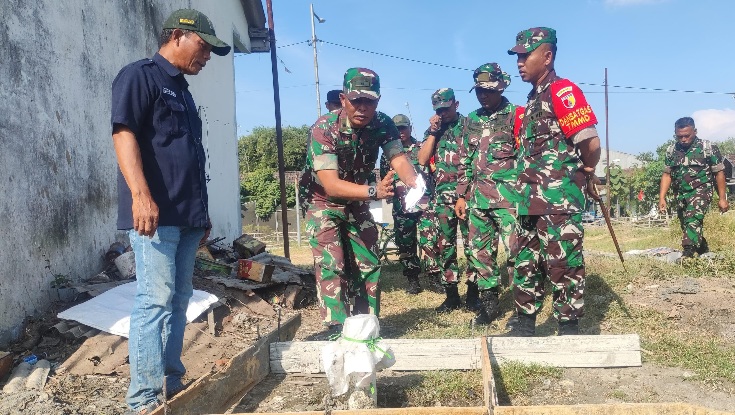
[321,315,395,396]
[57,281,218,338]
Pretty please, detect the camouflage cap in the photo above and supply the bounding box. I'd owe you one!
[163,9,231,56]
[343,68,380,100]
[431,88,455,110]
[470,63,511,92]
[508,27,557,55]
[392,114,411,127]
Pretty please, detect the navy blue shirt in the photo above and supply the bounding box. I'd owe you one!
[111,53,209,230]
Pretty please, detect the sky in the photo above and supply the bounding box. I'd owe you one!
[233,0,735,155]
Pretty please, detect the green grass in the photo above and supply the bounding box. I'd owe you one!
[403,370,483,407]
[494,362,562,405]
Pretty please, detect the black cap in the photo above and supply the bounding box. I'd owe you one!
[326,90,342,103]
[163,9,231,56]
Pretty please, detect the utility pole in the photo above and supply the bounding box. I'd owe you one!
[310,4,325,118]
[605,68,611,213]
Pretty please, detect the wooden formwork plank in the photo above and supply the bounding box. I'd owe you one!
[481,337,498,412]
[271,334,641,373]
[150,314,301,415]
[493,402,732,415]
[226,407,488,415]
[487,334,641,368]
[271,339,481,373]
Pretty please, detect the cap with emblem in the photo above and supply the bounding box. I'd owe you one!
[470,63,511,92]
[508,27,556,55]
[343,68,381,100]
[392,114,411,127]
[163,9,231,56]
[431,88,455,111]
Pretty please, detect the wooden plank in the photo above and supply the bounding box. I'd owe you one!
[150,313,301,415]
[494,402,731,415]
[480,337,497,413]
[271,335,641,374]
[227,407,488,415]
[271,339,481,374]
[488,335,641,368]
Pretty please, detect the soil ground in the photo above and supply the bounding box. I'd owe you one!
[1,225,734,414]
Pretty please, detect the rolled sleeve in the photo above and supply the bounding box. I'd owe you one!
[570,126,599,145]
[382,139,404,162]
[313,154,338,171]
[307,123,338,171]
[711,162,725,173]
[663,166,672,174]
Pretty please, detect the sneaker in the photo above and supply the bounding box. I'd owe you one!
[124,399,161,415]
[165,381,187,399]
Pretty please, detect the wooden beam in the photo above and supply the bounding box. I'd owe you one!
[271,335,641,373]
[226,407,488,415]
[493,402,731,415]
[150,313,301,415]
[480,337,498,413]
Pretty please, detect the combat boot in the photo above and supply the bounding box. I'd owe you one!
[473,289,500,325]
[464,282,481,311]
[426,273,445,294]
[677,246,696,264]
[558,319,579,336]
[406,275,423,295]
[507,312,535,337]
[435,284,461,313]
[696,238,709,256]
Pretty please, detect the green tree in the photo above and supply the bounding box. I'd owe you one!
[630,139,674,214]
[238,125,309,175]
[241,168,295,219]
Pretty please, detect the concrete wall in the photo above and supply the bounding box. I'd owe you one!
[0,0,253,346]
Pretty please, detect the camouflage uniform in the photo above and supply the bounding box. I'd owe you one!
[379,117,431,279]
[302,68,404,326]
[664,138,725,251]
[458,64,524,292]
[509,28,600,323]
[417,89,467,286]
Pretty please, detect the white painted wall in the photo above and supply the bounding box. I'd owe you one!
[0,0,255,346]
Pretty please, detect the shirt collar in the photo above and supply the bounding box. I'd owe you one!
[153,53,188,86]
[527,69,557,100]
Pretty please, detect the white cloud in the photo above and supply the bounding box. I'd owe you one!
[604,0,667,6]
[692,108,735,140]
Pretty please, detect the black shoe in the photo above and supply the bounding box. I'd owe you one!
[464,282,481,311]
[406,276,423,295]
[473,290,500,325]
[507,312,535,337]
[558,319,579,336]
[435,285,461,313]
[696,239,709,255]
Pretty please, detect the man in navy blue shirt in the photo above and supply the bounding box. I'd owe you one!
[111,9,230,414]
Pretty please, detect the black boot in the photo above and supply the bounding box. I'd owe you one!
[426,274,445,294]
[696,238,709,256]
[507,312,535,337]
[435,284,461,313]
[558,319,579,336]
[406,275,423,295]
[473,290,500,325]
[464,282,481,311]
[682,246,695,258]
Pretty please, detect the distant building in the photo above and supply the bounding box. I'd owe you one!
[595,148,642,179]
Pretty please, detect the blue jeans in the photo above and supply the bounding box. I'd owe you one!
[126,226,205,410]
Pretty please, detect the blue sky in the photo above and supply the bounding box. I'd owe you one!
[234,0,735,155]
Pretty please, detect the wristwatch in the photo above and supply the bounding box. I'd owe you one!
[367,185,378,200]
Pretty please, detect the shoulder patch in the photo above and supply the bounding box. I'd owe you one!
[550,79,597,138]
[513,106,525,149]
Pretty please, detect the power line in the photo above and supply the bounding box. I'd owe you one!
[319,39,735,96]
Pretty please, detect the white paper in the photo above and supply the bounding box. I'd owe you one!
[403,174,426,213]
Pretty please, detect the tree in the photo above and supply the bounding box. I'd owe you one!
[241,168,295,219]
[238,125,309,175]
[630,139,674,215]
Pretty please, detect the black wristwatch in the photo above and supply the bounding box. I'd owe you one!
[368,185,378,200]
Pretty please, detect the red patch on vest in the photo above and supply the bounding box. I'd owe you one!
[551,79,597,138]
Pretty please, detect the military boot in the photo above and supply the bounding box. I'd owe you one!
[696,238,709,256]
[435,284,461,313]
[473,289,500,325]
[464,282,481,311]
[558,319,579,336]
[677,246,696,264]
[406,275,423,295]
[426,273,445,294]
[507,312,535,337]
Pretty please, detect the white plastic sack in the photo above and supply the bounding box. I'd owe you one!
[404,174,426,213]
[321,315,395,397]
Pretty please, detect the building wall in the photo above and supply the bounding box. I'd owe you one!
[0,0,252,346]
